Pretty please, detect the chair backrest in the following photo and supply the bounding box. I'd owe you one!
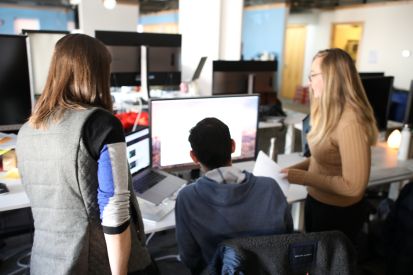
[208,231,357,275]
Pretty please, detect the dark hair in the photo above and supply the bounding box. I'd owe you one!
[188,117,232,170]
[29,33,112,129]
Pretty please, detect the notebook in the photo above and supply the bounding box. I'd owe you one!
[125,128,186,205]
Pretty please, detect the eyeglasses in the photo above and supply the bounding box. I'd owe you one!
[308,72,322,82]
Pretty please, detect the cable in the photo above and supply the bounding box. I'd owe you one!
[145,232,155,246]
[7,266,27,275]
[154,254,181,262]
[132,95,143,132]
[16,251,31,268]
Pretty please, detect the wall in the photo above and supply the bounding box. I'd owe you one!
[242,4,288,91]
[179,0,222,95]
[139,10,179,33]
[290,1,413,90]
[78,0,138,36]
[220,0,244,61]
[0,5,74,34]
[139,10,179,25]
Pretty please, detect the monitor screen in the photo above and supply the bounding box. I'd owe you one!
[359,72,385,78]
[212,61,277,95]
[212,71,249,95]
[0,34,33,131]
[191,56,207,81]
[95,30,181,87]
[361,76,394,131]
[147,46,181,86]
[125,128,151,175]
[24,30,68,96]
[95,31,142,87]
[404,80,413,126]
[150,95,260,170]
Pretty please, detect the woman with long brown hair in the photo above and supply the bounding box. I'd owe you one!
[282,48,378,243]
[16,34,154,275]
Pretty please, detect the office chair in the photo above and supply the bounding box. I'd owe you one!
[207,231,357,275]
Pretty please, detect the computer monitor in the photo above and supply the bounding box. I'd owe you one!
[361,76,394,131]
[95,30,142,87]
[150,95,260,170]
[141,32,182,87]
[23,30,68,96]
[95,30,181,87]
[404,80,413,126]
[0,34,33,131]
[359,72,385,78]
[191,56,207,82]
[212,61,277,95]
[301,114,311,157]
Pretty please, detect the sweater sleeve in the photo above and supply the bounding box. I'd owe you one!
[287,123,370,198]
[287,158,310,170]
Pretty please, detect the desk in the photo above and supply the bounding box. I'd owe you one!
[2,143,413,234]
[0,174,29,212]
[144,143,413,233]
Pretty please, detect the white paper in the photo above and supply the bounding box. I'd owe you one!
[252,151,290,195]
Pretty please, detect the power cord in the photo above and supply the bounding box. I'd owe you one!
[132,96,143,132]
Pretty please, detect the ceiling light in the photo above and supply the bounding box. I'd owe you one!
[401,50,411,58]
[103,0,117,10]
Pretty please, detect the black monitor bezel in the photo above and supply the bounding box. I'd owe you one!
[0,34,33,131]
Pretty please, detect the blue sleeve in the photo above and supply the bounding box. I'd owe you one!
[97,143,131,234]
[83,109,131,235]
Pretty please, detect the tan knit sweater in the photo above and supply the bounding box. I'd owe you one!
[287,107,371,207]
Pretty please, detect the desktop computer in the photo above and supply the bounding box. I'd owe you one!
[150,95,260,171]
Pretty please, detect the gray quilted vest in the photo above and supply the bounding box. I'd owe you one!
[16,108,152,275]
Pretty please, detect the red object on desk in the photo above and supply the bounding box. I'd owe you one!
[115,111,149,132]
[293,85,310,105]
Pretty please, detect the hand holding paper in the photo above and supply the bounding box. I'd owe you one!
[252,151,290,195]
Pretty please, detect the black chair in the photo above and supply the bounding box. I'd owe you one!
[207,231,357,275]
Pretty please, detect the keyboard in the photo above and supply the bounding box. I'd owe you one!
[133,171,166,194]
[370,166,413,182]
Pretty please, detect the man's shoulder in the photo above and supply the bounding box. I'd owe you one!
[177,180,198,200]
[248,174,286,198]
[248,173,277,186]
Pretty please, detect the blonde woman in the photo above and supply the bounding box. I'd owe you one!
[282,48,378,243]
[16,34,155,275]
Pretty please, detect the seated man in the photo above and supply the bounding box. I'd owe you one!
[175,117,293,274]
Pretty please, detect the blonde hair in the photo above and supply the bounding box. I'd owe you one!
[29,34,112,129]
[308,48,378,145]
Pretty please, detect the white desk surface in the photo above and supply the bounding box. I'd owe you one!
[258,110,306,130]
[0,174,29,212]
[3,142,413,234]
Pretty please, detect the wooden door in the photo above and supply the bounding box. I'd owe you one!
[281,25,306,99]
[331,23,363,63]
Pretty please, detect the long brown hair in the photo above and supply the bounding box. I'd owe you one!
[29,33,112,128]
[308,48,378,145]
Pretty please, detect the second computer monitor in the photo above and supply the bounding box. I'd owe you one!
[24,30,68,96]
[212,61,277,95]
[0,34,33,131]
[404,80,413,126]
[361,76,394,131]
[150,95,260,170]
